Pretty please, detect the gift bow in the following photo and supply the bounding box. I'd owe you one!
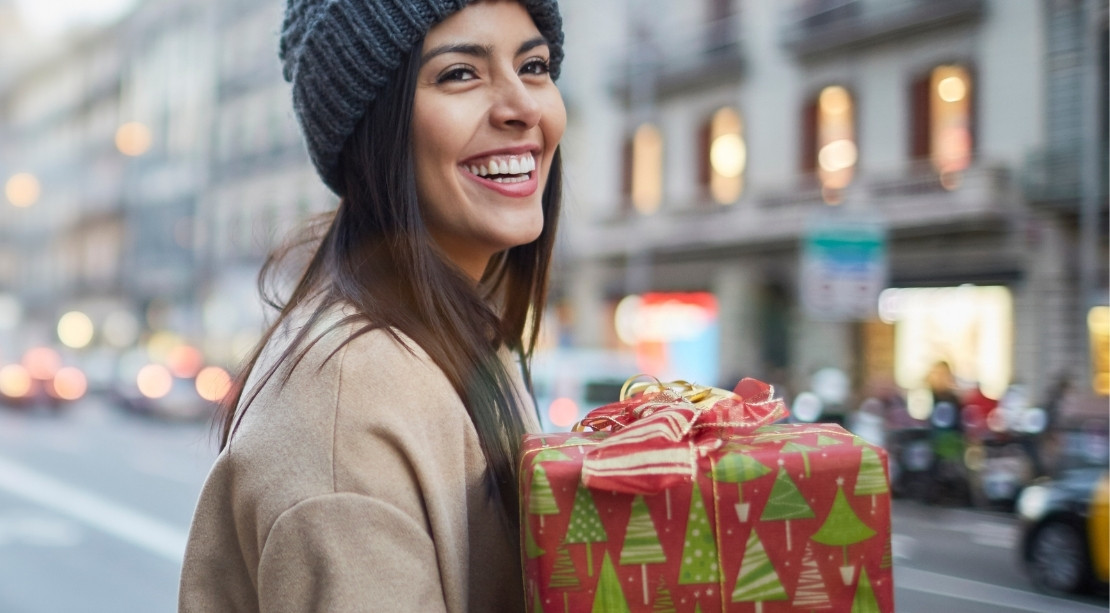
[576,376,789,494]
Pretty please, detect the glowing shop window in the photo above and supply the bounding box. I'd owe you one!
[930,65,972,174]
[816,85,856,192]
[630,123,663,214]
[884,285,1012,399]
[1089,306,1109,395]
[707,107,745,204]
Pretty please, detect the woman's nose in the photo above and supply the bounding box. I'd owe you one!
[489,77,542,130]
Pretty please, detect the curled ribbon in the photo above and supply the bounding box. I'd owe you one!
[576,376,789,494]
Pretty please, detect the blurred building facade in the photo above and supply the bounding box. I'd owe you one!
[554,0,1109,411]
[0,0,1106,412]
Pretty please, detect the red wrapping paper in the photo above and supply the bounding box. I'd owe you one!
[519,380,893,612]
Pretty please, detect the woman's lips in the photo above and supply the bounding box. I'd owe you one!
[462,167,540,197]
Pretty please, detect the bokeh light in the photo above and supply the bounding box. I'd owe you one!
[102,310,140,348]
[49,367,87,401]
[548,397,579,428]
[115,122,152,156]
[57,311,95,349]
[136,364,172,399]
[22,347,61,381]
[166,345,203,378]
[0,364,33,398]
[195,366,232,403]
[5,172,41,207]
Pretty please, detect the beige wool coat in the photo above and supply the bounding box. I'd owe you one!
[179,305,538,612]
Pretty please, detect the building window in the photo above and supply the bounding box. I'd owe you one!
[700,107,745,204]
[624,123,664,214]
[912,64,974,177]
[809,85,857,198]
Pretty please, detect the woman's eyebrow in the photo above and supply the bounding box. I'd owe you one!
[421,37,550,66]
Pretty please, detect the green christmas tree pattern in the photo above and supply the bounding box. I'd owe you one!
[760,459,815,551]
[711,452,771,522]
[880,537,892,570]
[591,551,631,613]
[781,441,820,477]
[731,527,788,609]
[792,542,833,610]
[678,482,720,585]
[529,465,561,530]
[651,580,676,613]
[563,485,607,577]
[816,434,845,447]
[534,447,572,463]
[811,477,877,583]
[548,545,580,589]
[851,567,881,613]
[620,495,667,604]
[854,447,889,511]
[525,518,545,559]
[533,587,544,613]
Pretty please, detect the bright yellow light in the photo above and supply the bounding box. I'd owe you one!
[630,123,663,214]
[1090,306,1109,395]
[195,366,232,402]
[5,172,40,207]
[818,139,858,173]
[115,122,152,156]
[137,364,173,399]
[50,367,87,401]
[58,311,95,349]
[938,76,967,103]
[710,133,746,179]
[0,364,32,398]
[819,86,851,115]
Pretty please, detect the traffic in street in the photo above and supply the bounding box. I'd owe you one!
[0,396,1104,612]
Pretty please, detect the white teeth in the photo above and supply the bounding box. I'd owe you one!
[466,153,536,178]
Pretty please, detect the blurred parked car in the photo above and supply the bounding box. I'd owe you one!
[110,349,228,421]
[1017,467,1109,595]
[0,346,87,411]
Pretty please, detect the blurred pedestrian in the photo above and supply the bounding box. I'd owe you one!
[179,0,566,611]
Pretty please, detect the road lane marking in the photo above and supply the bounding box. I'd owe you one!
[0,455,187,563]
[891,534,917,560]
[895,566,1108,612]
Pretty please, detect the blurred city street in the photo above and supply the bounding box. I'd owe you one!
[0,397,1104,612]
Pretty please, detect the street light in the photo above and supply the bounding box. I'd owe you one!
[5,172,40,207]
[115,121,152,156]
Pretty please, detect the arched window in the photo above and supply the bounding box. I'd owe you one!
[801,85,857,200]
[912,64,974,177]
[699,107,745,204]
[623,123,664,214]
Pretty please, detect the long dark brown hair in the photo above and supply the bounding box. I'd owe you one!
[216,39,561,526]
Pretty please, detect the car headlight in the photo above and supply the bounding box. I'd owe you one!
[1017,485,1050,521]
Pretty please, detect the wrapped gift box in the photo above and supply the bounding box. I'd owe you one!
[519,379,893,612]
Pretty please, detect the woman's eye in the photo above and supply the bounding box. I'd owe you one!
[438,67,476,83]
[520,58,550,77]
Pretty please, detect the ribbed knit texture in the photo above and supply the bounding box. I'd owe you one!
[279,0,565,194]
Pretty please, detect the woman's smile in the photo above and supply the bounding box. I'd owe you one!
[459,146,541,197]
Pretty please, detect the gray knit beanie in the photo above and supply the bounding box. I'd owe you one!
[279,0,564,194]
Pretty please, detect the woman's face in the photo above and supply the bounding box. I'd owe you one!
[413,0,565,280]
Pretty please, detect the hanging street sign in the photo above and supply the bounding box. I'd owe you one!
[800,210,888,321]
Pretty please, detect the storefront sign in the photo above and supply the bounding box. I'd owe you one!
[800,211,888,321]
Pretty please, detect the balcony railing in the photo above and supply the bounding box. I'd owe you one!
[781,0,985,59]
[612,14,745,103]
[568,160,1015,260]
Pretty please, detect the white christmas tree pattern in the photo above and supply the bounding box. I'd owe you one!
[562,484,607,577]
[759,460,815,551]
[591,551,631,613]
[730,527,788,610]
[620,495,667,604]
[678,482,720,585]
[711,452,771,522]
[811,477,877,585]
[792,542,833,609]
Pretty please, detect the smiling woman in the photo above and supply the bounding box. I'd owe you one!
[178,1,566,611]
